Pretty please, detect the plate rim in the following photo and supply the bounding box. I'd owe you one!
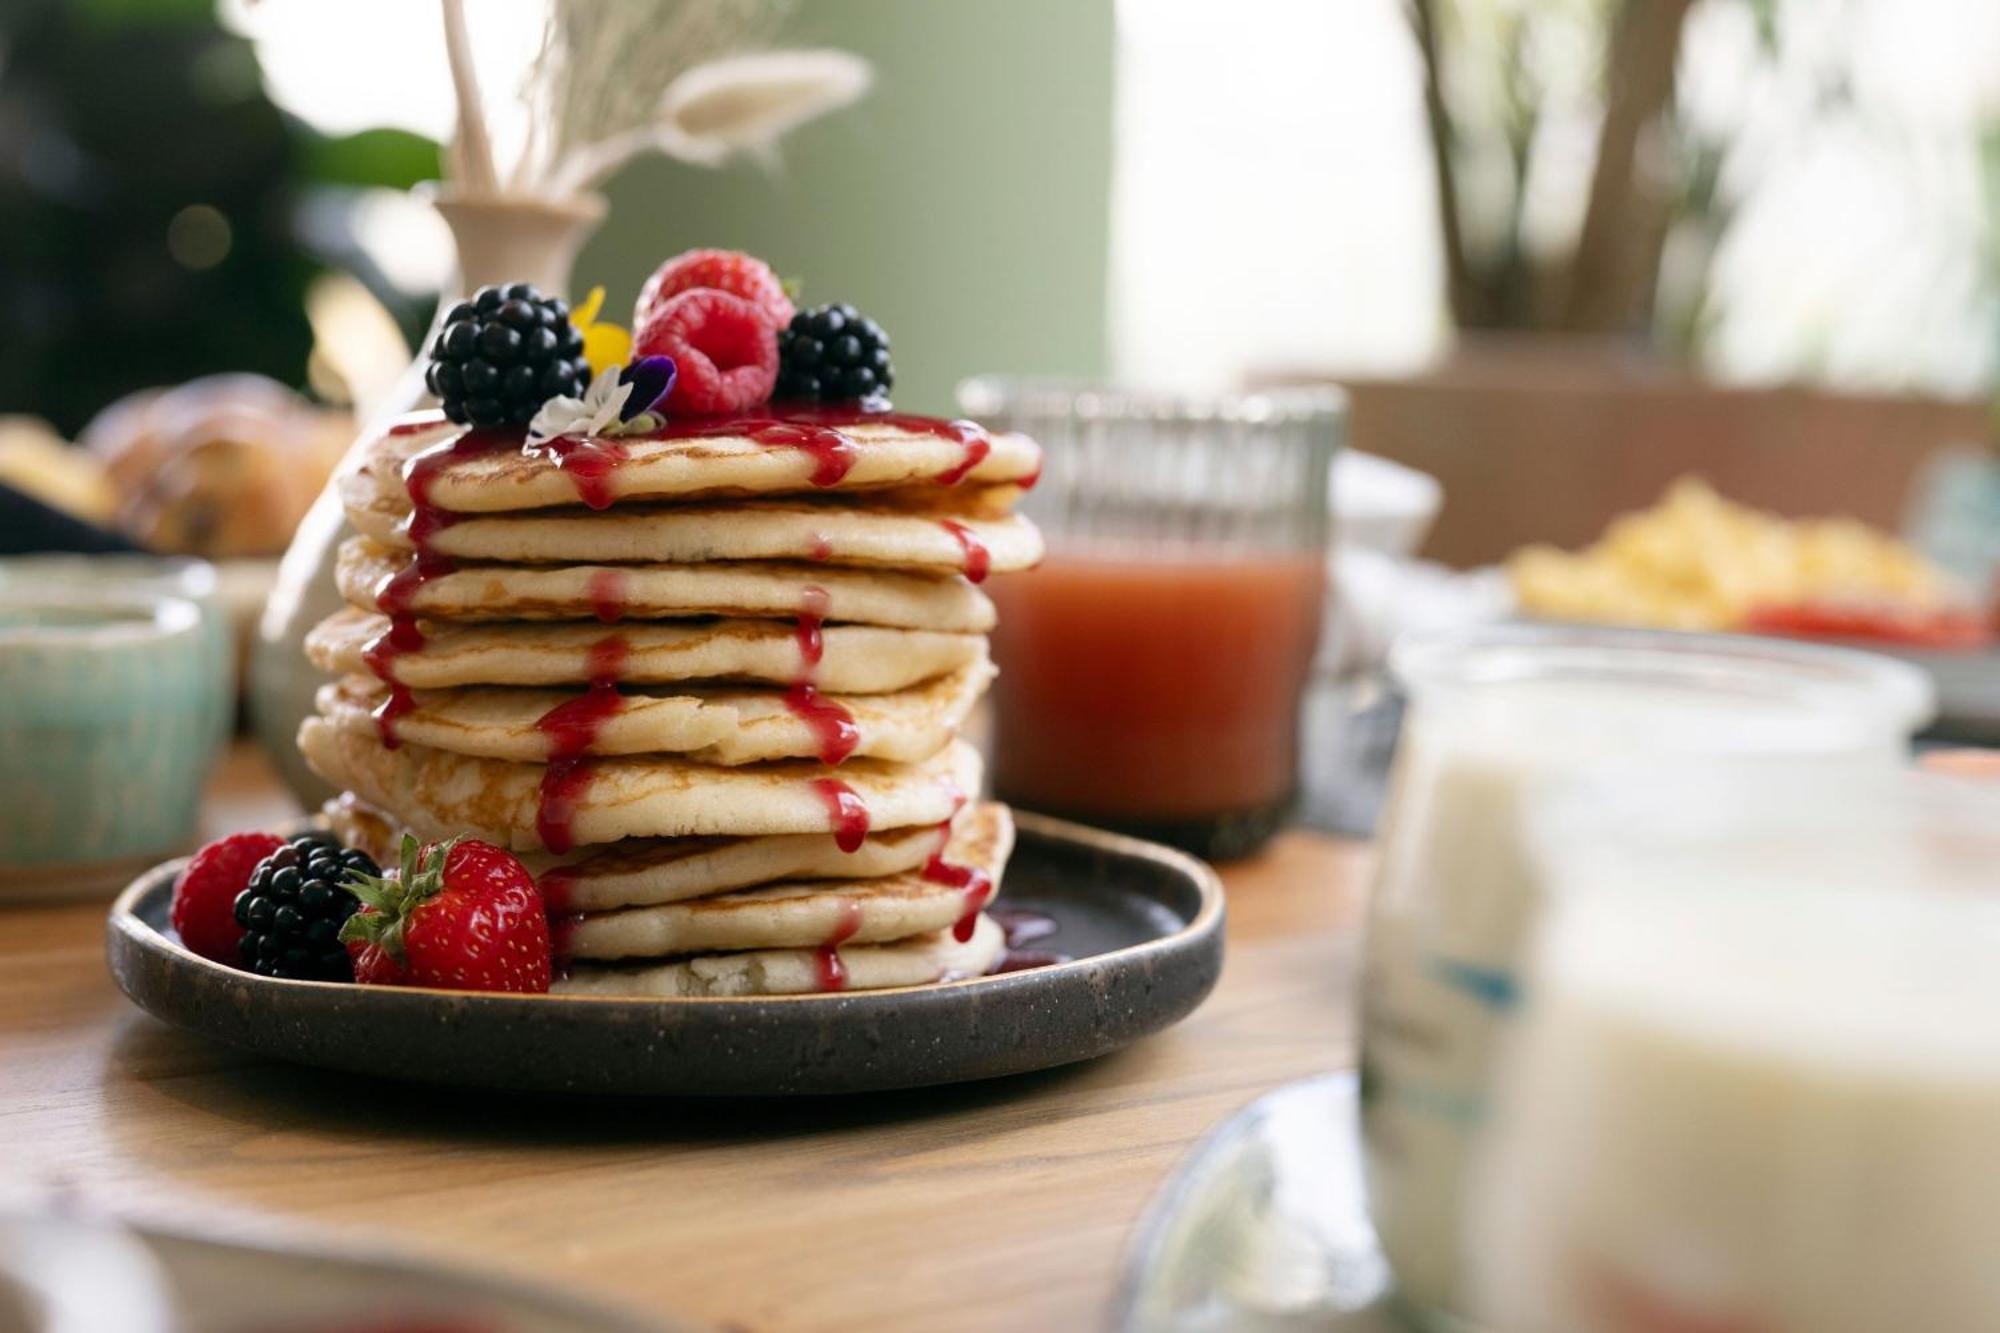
[107,808,1226,1010]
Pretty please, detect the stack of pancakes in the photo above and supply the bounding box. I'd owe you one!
[299,410,1043,995]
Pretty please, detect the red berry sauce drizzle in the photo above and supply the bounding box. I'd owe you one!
[586,567,630,623]
[532,635,630,855]
[652,416,859,487]
[989,908,1067,973]
[919,789,990,944]
[926,848,994,944]
[648,405,997,491]
[811,778,871,854]
[362,422,513,745]
[794,585,830,681]
[815,900,864,992]
[784,685,859,765]
[528,435,628,510]
[939,520,991,583]
[359,602,428,748]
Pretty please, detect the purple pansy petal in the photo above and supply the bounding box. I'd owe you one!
[618,356,677,421]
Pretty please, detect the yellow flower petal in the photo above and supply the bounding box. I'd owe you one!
[583,322,632,377]
[573,285,606,328]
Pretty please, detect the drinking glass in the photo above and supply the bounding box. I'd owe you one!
[1357,624,1934,1328]
[1471,767,2000,1333]
[957,378,1341,861]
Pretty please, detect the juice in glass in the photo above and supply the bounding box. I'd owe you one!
[959,378,1341,860]
[988,545,1324,834]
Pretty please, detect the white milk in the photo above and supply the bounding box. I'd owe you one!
[1473,872,2000,1333]
[1358,629,1932,1325]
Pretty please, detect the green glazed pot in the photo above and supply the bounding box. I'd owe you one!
[0,591,216,897]
[0,555,234,755]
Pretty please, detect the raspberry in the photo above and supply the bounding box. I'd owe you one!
[633,289,779,415]
[634,249,794,333]
[170,831,286,964]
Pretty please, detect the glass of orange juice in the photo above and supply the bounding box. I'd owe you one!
[957,379,1340,860]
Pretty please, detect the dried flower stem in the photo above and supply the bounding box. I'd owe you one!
[441,0,498,193]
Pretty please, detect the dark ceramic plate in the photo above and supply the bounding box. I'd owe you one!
[106,812,1224,1097]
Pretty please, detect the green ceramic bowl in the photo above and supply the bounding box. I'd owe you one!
[0,554,234,753]
[0,591,217,896]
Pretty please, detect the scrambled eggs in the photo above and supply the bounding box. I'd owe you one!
[1507,478,1954,632]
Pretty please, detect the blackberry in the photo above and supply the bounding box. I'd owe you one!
[777,303,894,404]
[233,835,378,981]
[425,282,592,429]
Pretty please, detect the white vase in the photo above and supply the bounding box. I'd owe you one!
[248,190,607,807]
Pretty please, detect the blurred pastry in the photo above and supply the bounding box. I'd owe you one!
[80,374,351,559]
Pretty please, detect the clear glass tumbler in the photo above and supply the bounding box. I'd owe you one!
[957,378,1342,861]
[1472,767,2000,1333]
[1358,624,1935,1328]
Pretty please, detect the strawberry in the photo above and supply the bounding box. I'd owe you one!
[633,288,780,415]
[340,836,551,993]
[171,831,285,964]
[634,248,794,333]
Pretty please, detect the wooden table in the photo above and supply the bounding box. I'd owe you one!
[0,744,1371,1332]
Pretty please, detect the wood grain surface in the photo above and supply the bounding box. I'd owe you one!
[0,744,1371,1333]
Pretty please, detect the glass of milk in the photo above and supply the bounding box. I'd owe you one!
[1358,625,1934,1329]
[1470,768,2000,1333]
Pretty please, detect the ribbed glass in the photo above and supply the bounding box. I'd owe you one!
[957,378,1341,552]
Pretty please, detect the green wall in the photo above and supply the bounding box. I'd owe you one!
[577,0,1115,415]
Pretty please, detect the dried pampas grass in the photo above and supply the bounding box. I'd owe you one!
[440,0,871,199]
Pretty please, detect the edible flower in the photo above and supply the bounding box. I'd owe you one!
[527,356,677,444]
[570,285,633,377]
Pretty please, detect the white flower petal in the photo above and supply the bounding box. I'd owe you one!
[527,393,590,445]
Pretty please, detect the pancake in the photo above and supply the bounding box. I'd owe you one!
[307,607,986,693]
[553,913,1004,997]
[322,792,960,909]
[349,414,1041,514]
[336,537,994,631]
[299,719,982,852]
[347,484,1041,575]
[322,791,957,910]
[317,658,993,764]
[560,804,1012,959]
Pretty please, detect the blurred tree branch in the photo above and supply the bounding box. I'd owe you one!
[1411,0,1696,342]
[1561,0,1693,332]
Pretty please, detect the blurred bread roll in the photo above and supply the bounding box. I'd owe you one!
[80,374,351,558]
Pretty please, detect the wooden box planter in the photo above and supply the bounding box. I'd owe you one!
[1267,336,1985,569]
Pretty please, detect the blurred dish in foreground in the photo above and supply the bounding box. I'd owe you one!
[1507,477,1988,648]
[1117,1072,1397,1332]
[0,1202,678,1333]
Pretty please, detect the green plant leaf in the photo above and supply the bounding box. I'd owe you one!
[301,126,440,190]
[73,0,214,27]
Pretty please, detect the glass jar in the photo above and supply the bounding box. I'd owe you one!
[1472,767,2000,1333]
[957,377,1341,861]
[1358,623,1934,1329]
